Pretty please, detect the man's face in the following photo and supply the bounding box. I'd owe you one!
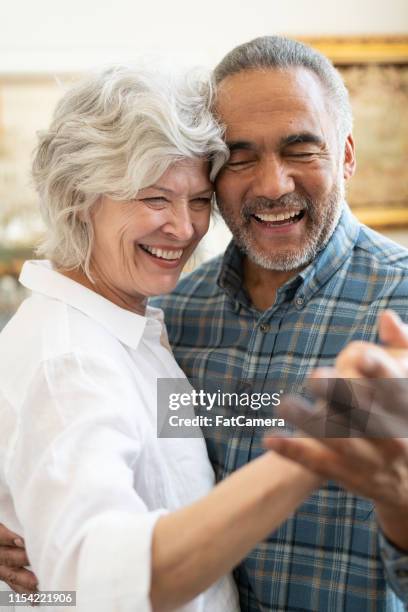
[215,67,355,271]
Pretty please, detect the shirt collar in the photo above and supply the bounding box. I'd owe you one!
[217,240,247,306]
[19,260,164,350]
[217,203,361,309]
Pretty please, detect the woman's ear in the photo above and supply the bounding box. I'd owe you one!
[343,134,356,181]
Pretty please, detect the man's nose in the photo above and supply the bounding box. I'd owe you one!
[164,204,195,241]
[252,157,295,200]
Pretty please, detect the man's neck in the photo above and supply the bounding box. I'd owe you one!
[243,257,299,311]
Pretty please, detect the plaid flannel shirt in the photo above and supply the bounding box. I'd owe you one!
[151,204,408,611]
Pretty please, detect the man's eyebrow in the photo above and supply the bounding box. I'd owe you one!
[281,133,324,147]
[226,141,256,152]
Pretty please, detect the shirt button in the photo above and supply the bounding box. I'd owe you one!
[295,296,304,308]
[259,323,270,333]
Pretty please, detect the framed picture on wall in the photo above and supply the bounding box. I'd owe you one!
[300,36,408,229]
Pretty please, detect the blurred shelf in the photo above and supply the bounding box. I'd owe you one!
[0,247,36,277]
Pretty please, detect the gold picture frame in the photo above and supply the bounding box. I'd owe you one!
[299,36,408,229]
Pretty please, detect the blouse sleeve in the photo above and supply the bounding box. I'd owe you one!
[4,350,166,612]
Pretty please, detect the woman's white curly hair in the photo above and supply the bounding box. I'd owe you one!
[32,65,228,274]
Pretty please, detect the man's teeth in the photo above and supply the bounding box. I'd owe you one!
[255,210,303,222]
[141,245,183,260]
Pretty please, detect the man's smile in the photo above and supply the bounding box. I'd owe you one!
[252,209,305,226]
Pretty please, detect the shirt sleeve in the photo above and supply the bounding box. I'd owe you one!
[378,530,408,604]
[4,350,166,612]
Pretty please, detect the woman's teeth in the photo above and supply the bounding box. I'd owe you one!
[254,210,303,223]
[141,245,183,260]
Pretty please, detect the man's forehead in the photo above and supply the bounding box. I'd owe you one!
[215,67,329,123]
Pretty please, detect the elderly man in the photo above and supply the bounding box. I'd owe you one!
[153,36,408,610]
[1,36,408,610]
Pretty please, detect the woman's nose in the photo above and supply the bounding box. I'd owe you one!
[163,204,195,241]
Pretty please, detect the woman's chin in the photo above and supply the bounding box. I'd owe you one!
[141,275,181,299]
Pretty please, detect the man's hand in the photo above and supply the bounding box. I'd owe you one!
[264,310,408,550]
[0,523,38,593]
[333,309,408,378]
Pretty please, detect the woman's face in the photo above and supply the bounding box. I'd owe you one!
[90,158,212,312]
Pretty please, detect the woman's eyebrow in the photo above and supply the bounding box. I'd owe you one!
[146,185,173,193]
[191,188,214,196]
[143,186,213,196]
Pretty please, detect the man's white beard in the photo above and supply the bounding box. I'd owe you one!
[223,179,345,272]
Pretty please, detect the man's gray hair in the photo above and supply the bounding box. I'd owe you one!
[214,36,353,144]
[33,65,228,273]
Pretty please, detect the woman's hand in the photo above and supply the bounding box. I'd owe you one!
[0,523,38,593]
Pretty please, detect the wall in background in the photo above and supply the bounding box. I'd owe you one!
[1,1,407,271]
[2,0,408,73]
[0,2,407,330]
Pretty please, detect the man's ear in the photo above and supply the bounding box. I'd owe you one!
[343,134,356,181]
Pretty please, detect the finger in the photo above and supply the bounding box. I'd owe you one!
[0,566,38,592]
[367,437,408,460]
[8,583,38,596]
[264,437,338,476]
[307,377,405,439]
[0,546,29,567]
[379,310,408,349]
[264,437,379,496]
[357,348,407,378]
[335,341,374,377]
[309,437,383,469]
[312,365,364,381]
[277,396,329,438]
[373,380,408,438]
[308,376,375,417]
[283,380,373,438]
[0,524,24,548]
[276,401,382,468]
[310,367,338,379]
[334,341,407,379]
[280,381,391,458]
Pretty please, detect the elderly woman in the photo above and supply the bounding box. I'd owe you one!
[0,66,319,611]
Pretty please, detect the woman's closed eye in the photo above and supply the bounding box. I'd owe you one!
[189,197,213,210]
[140,196,169,209]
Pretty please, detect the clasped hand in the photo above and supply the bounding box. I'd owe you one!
[265,310,408,550]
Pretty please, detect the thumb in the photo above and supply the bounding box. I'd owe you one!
[378,310,408,349]
[0,523,25,547]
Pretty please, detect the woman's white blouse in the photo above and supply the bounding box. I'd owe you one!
[0,260,238,612]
